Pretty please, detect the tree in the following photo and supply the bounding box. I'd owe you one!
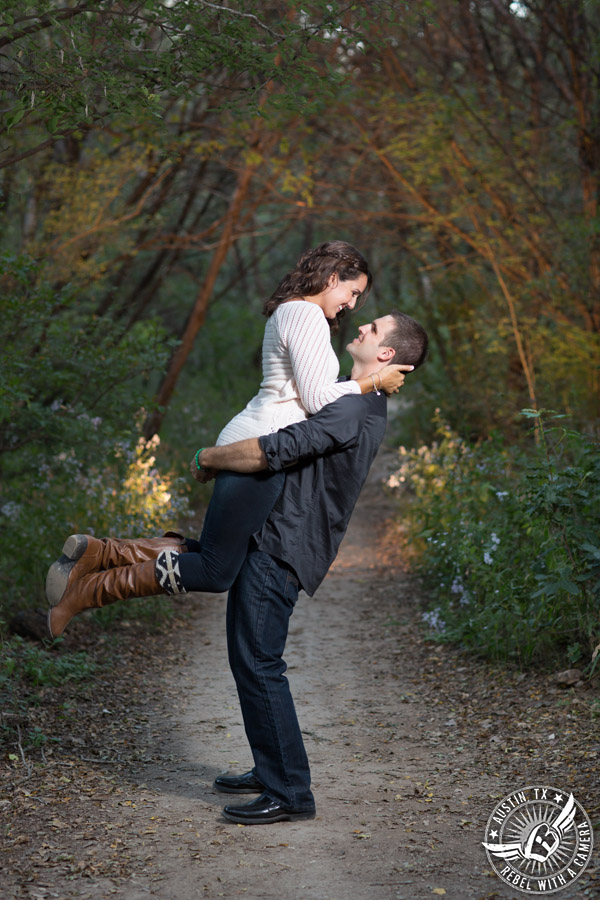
[0,2,349,438]
[289,0,600,431]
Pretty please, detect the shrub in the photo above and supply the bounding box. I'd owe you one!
[387,409,600,669]
[0,253,191,626]
[0,637,97,688]
[0,429,192,623]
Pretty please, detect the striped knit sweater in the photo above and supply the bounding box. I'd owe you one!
[217,300,360,445]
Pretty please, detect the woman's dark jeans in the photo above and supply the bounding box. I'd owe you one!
[178,469,284,593]
[226,548,315,811]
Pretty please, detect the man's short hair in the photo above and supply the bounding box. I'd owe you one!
[382,310,429,368]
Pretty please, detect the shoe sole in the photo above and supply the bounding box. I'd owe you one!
[214,783,265,794]
[45,534,89,607]
[222,809,316,825]
[62,533,89,560]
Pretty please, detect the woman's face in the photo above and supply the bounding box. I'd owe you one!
[310,273,368,320]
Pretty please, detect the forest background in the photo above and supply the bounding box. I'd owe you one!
[1,0,599,688]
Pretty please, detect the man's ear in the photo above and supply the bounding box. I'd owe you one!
[377,345,394,363]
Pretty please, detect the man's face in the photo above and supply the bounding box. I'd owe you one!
[346,315,395,367]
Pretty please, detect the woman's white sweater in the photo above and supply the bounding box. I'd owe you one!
[217,300,360,446]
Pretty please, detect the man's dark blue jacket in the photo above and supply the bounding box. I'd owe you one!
[256,390,387,595]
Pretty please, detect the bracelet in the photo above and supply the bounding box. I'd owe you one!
[370,374,381,396]
[195,448,206,471]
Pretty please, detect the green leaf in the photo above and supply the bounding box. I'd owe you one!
[581,543,600,560]
[5,106,26,132]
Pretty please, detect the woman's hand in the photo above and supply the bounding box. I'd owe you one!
[376,364,414,395]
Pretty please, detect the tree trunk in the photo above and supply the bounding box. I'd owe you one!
[142,158,260,440]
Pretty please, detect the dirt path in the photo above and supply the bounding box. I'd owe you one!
[2,453,598,900]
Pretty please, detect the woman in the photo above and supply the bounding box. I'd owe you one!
[46,242,408,637]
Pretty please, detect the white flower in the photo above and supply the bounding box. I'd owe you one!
[1,501,21,518]
[496,491,509,500]
[422,608,445,631]
[484,551,493,565]
[491,532,500,545]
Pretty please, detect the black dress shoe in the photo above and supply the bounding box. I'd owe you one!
[222,792,316,825]
[214,770,265,794]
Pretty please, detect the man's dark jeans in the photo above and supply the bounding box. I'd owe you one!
[227,549,315,812]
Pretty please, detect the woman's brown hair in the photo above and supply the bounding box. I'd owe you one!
[263,241,372,332]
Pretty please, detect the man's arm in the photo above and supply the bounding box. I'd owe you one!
[189,439,267,481]
[201,439,266,473]
[259,395,369,471]
[190,394,371,481]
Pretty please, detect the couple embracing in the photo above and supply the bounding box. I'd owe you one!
[46,241,428,825]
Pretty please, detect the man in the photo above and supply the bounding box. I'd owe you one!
[194,311,428,825]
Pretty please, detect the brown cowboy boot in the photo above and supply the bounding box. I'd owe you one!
[47,550,184,639]
[45,532,187,608]
[97,532,188,568]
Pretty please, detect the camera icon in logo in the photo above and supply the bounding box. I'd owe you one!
[524,822,561,864]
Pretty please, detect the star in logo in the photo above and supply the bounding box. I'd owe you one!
[490,830,499,839]
[554,793,563,804]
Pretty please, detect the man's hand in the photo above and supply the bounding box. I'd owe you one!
[189,458,218,483]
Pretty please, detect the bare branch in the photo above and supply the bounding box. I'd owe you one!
[0,125,87,170]
[195,1,286,39]
[0,5,93,50]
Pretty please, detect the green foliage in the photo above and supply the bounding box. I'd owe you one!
[0,636,97,753]
[387,410,600,669]
[0,253,191,624]
[0,1,345,155]
[0,253,167,451]
[162,274,265,464]
[0,637,97,688]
